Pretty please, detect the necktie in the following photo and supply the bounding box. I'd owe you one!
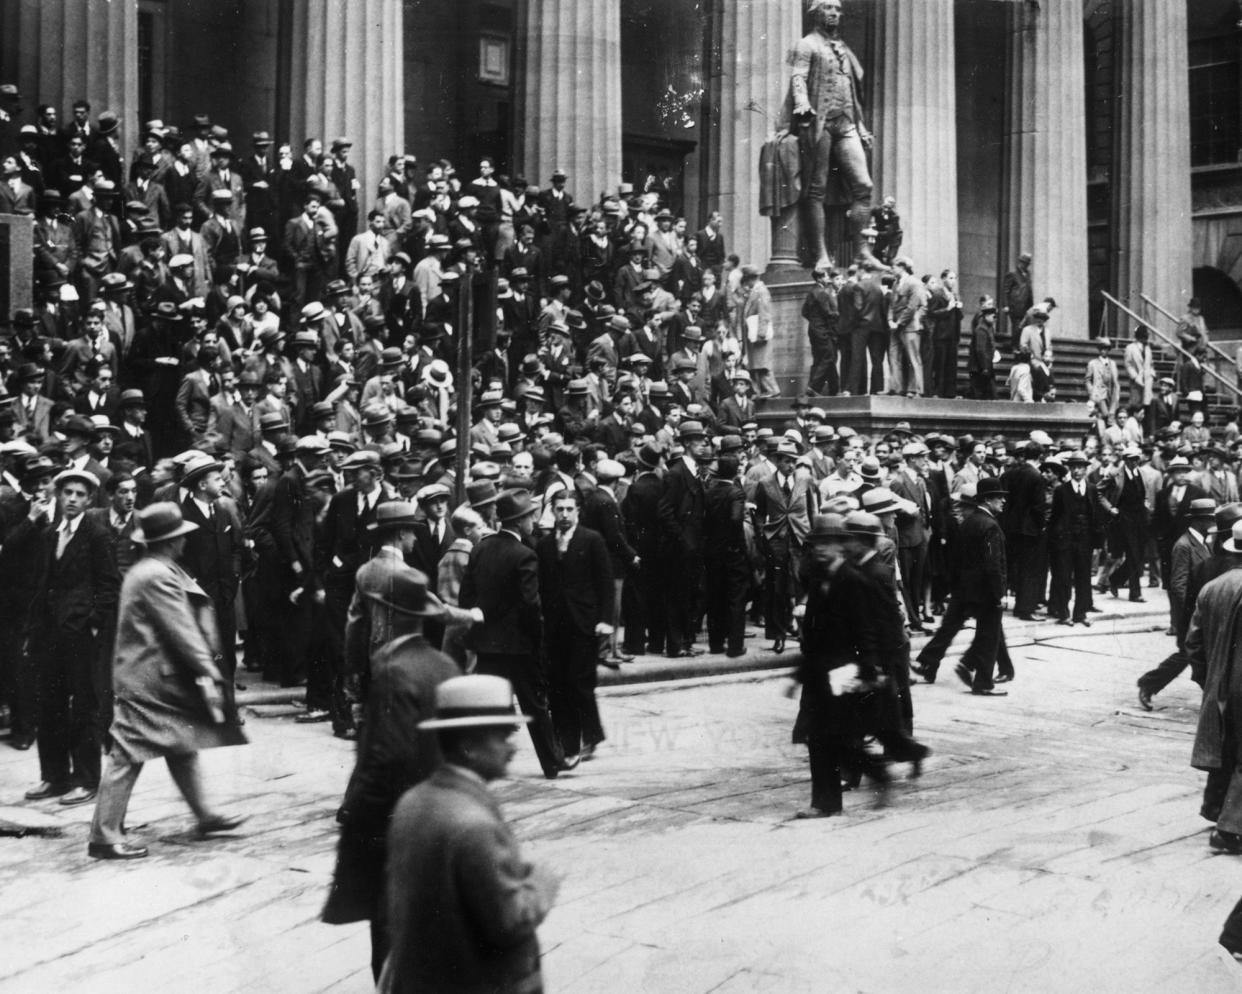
[56,524,71,559]
[782,477,791,500]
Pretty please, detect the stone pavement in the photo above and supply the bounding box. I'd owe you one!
[2,592,1241,993]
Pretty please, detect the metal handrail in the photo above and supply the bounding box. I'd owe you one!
[1139,292,1238,374]
[1099,291,1242,404]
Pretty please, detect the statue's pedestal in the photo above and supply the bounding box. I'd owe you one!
[0,214,34,321]
[766,271,816,400]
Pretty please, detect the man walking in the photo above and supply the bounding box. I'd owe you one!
[537,490,613,764]
[659,421,709,658]
[950,478,1012,696]
[460,491,566,778]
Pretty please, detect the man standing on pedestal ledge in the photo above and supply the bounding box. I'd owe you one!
[786,0,876,269]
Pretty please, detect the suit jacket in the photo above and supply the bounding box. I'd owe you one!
[13,393,54,441]
[581,487,636,575]
[344,230,390,281]
[19,510,120,636]
[209,397,258,458]
[0,178,37,214]
[73,206,120,274]
[459,530,542,655]
[658,457,706,551]
[113,424,154,471]
[385,766,549,994]
[321,488,388,589]
[622,471,663,560]
[410,517,456,585]
[754,471,814,547]
[954,505,1006,605]
[175,369,213,440]
[86,507,141,577]
[161,227,212,295]
[34,216,77,284]
[537,526,614,636]
[1047,480,1102,549]
[1000,462,1046,538]
[889,467,930,547]
[179,496,244,605]
[345,547,421,676]
[194,169,246,226]
[271,462,317,588]
[1152,481,1208,543]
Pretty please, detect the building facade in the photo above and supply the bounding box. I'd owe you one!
[0,0,1233,346]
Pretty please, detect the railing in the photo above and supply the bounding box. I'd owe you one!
[1139,292,1240,378]
[1099,291,1242,405]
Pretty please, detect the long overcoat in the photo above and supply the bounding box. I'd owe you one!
[109,554,247,764]
[1187,566,1242,772]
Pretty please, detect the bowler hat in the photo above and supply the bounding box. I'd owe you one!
[418,675,530,729]
[132,502,199,544]
[975,477,1008,499]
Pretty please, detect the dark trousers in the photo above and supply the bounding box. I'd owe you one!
[969,371,995,399]
[1108,513,1148,598]
[916,596,1013,689]
[663,543,703,654]
[807,329,839,395]
[704,553,748,655]
[475,652,563,776]
[1203,718,1242,835]
[322,585,357,733]
[625,555,667,654]
[279,591,313,688]
[1010,534,1042,616]
[957,600,1006,691]
[0,619,39,737]
[1138,650,1191,698]
[931,333,957,398]
[544,624,603,756]
[846,329,887,395]
[763,536,799,640]
[806,729,888,814]
[1049,540,1094,621]
[35,628,102,789]
[898,541,927,624]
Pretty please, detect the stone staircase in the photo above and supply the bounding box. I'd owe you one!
[954,334,1238,426]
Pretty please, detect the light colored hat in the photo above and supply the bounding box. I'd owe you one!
[53,468,100,491]
[419,675,531,729]
[596,459,626,481]
[169,253,194,269]
[1224,520,1242,555]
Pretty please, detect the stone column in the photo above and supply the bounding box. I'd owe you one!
[872,0,958,275]
[287,0,405,239]
[706,0,802,271]
[12,0,138,159]
[1002,0,1090,339]
[1112,0,1193,319]
[522,0,622,208]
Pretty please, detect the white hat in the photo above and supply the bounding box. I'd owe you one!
[418,675,531,729]
[1224,520,1242,555]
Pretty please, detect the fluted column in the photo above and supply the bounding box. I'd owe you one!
[13,0,138,160]
[1002,0,1089,339]
[707,0,802,270]
[1113,0,1193,318]
[872,0,958,275]
[287,0,404,238]
[522,0,622,207]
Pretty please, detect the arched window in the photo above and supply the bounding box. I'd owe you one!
[1193,266,1242,338]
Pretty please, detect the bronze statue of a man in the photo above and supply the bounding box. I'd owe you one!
[787,0,875,268]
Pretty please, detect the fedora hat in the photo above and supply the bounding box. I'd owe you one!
[132,501,198,544]
[496,490,537,523]
[637,443,663,469]
[418,675,530,729]
[844,510,884,537]
[367,500,420,532]
[678,420,706,440]
[858,457,882,482]
[15,362,44,382]
[467,479,500,508]
[363,566,444,617]
[181,455,223,489]
[807,512,850,542]
[258,411,289,433]
[976,476,1008,499]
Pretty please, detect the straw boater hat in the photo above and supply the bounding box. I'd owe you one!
[418,675,530,730]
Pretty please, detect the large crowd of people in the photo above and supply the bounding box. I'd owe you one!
[7,88,1242,979]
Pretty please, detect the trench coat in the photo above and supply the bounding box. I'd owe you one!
[109,554,247,764]
[1187,566,1242,772]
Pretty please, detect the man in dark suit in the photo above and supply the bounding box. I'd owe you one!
[409,483,455,582]
[269,436,328,686]
[459,491,566,778]
[948,477,1011,696]
[537,489,613,763]
[846,260,889,395]
[581,459,637,666]
[317,451,387,738]
[754,439,815,651]
[113,389,155,471]
[659,420,709,658]
[695,211,726,275]
[621,444,666,656]
[1151,456,1207,593]
[1046,451,1102,626]
[288,330,325,433]
[703,454,749,658]
[1099,444,1153,602]
[179,455,245,718]
[1000,441,1047,620]
[19,469,121,804]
